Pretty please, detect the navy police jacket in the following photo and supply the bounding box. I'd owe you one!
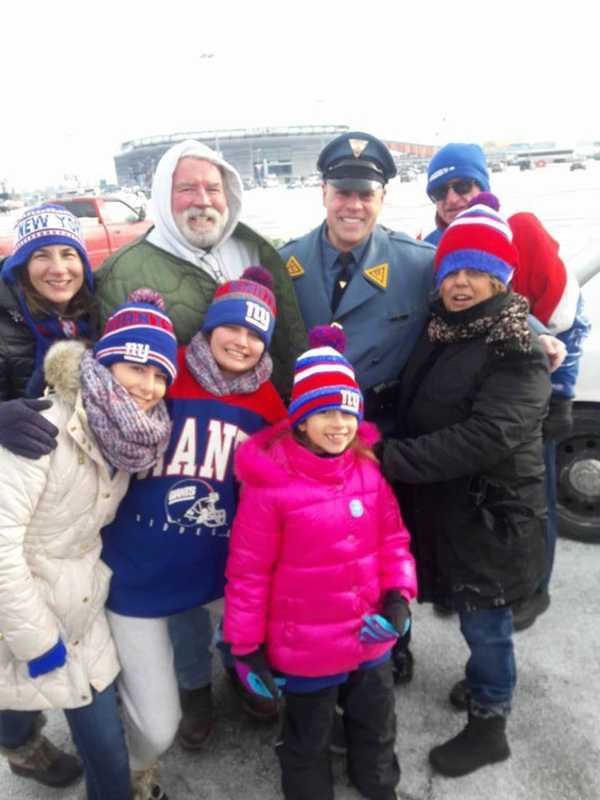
[280,223,435,392]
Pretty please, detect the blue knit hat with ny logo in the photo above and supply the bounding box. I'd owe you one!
[94,289,178,384]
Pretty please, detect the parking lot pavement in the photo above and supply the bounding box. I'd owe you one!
[1,535,599,800]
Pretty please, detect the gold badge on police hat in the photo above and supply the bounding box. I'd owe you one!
[348,138,369,158]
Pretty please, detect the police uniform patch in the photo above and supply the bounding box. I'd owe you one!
[287,255,305,278]
[363,263,389,290]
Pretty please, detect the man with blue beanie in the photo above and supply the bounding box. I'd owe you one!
[425,143,490,244]
[423,143,590,637]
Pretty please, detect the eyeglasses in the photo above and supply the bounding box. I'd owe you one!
[429,179,477,203]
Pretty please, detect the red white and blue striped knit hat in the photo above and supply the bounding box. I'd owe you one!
[2,203,93,289]
[289,326,363,427]
[434,193,519,289]
[202,266,277,347]
[94,289,178,384]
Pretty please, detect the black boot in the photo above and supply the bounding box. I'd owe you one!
[5,735,82,788]
[512,589,551,632]
[429,712,510,777]
[448,679,470,711]
[391,642,414,685]
[177,685,215,750]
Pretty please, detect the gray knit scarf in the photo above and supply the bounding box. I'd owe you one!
[79,350,172,473]
[185,331,273,396]
[428,292,533,357]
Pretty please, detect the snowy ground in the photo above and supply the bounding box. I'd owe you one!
[1,536,598,800]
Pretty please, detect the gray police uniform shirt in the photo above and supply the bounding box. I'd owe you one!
[280,222,435,392]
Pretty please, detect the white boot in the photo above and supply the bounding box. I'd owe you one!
[132,763,168,800]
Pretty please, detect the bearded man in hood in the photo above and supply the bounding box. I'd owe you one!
[97,139,306,398]
[94,140,307,756]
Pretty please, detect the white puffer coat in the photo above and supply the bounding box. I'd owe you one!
[0,341,129,710]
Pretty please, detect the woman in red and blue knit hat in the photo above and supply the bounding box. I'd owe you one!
[377,194,551,778]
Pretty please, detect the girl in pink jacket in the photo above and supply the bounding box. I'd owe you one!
[224,326,417,800]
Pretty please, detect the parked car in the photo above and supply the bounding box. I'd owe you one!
[570,161,586,171]
[398,168,417,183]
[303,174,322,188]
[0,196,152,270]
[556,257,600,543]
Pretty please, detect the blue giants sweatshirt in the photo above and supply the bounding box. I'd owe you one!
[102,349,286,617]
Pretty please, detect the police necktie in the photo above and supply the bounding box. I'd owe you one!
[331,251,354,313]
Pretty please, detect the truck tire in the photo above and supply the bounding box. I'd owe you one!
[556,403,600,543]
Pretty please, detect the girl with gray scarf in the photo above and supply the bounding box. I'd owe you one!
[0,289,176,800]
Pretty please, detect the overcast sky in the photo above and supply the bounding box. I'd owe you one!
[3,0,597,190]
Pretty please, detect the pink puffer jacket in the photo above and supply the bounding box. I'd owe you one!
[224,419,417,677]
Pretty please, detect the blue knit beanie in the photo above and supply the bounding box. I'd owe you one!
[426,143,490,198]
[2,204,93,289]
[94,289,178,385]
[202,266,277,347]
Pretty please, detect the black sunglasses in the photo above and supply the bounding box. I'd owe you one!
[429,179,477,203]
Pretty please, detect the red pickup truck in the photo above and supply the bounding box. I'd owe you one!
[0,196,153,270]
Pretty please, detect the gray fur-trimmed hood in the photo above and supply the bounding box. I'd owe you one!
[43,340,88,405]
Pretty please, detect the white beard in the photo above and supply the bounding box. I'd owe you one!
[174,206,230,249]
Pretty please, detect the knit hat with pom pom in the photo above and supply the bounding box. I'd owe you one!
[94,288,178,384]
[434,192,519,289]
[288,325,363,427]
[202,266,277,347]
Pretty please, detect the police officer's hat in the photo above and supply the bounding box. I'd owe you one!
[318,131,397,191]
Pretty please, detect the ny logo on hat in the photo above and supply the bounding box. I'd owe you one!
[245,300,270,332]
[340,389,361,411]
[124,342,150,363]
[348,138,369,158]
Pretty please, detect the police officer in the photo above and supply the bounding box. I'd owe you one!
[280,133,435,689]
[280,131,435,431]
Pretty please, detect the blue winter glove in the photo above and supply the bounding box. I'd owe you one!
[0,398,58,459]
[360,591,411,644]
[28,639,67,678]
[234,647,286,702]
[360,614,400,644]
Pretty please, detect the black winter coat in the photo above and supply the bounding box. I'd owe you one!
[381,294,551,611]
[0,279,36,401]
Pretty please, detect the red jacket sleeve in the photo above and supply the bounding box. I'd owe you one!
[509,212,577,332]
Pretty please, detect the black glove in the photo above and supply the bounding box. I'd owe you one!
[383,590,411,637]
[234,646,285,703]
[0,398,59,458]
[543,395,573,441]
